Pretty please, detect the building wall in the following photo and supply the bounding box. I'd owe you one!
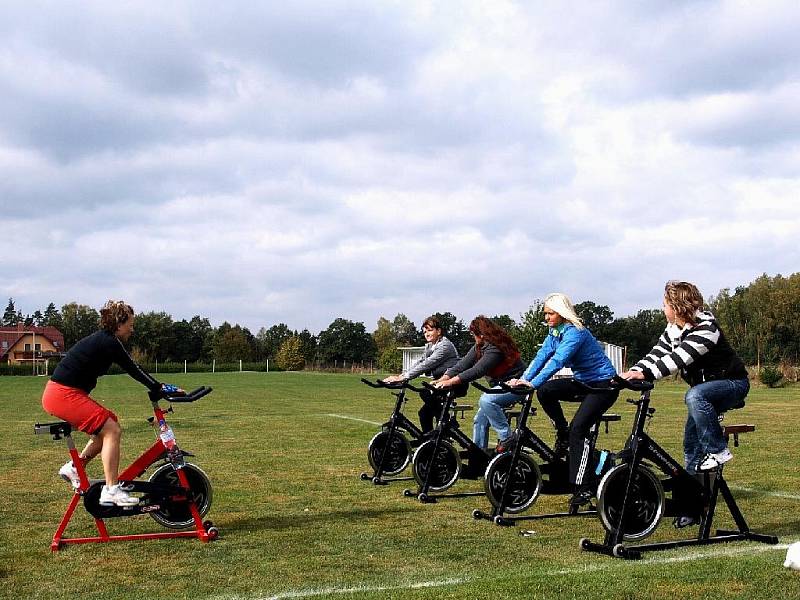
[8,333,60,364]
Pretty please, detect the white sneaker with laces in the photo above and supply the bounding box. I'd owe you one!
[58,461,81,489]
[99,484,139,507]
[698,448,733,471]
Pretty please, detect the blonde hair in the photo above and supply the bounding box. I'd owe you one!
[664,281,704,324]
[543,293,584,329]
[100,300,134,333]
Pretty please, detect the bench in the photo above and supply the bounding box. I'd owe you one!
[453,404,473,420]
[722,423,755,447]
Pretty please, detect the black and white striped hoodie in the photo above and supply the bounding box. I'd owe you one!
[631,310,747,386]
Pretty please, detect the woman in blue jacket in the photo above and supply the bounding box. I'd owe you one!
[508,293,617,507]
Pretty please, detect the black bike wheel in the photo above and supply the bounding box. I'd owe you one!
[148,463,213,530]
[597,463,664,541]
[367,429,411,476]
[412,440,460,492]
[484,451,542,513]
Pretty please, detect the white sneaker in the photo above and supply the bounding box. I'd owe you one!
[698,448,733,471]
[58,461,81,489]
[99,484,139,507]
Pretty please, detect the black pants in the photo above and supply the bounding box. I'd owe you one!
[418,382,469,433]
[536,378,619,486]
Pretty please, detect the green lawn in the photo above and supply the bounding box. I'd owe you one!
[1,372,798,599]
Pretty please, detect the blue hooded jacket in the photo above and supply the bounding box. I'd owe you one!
[522,323,616,389]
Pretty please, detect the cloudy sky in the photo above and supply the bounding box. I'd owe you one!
[2,1,799,334]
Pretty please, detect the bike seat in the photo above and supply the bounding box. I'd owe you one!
[34,421,73,439]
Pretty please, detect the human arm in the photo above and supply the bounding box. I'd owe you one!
[403,339,457,380]
[629,320,721,381]
[528,328,583,389]
[111,337,162,391]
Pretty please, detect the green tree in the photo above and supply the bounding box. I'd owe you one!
[392,314,421,346]
[317,318,377,364]
[2,298,17,326]
[373,317,397,354]
[213,324,253,362]
[605,308,666,366]
[514,301,547,362]
[130,311,175,362]
[257,324,293,359]
[275,336,305,371]
[43,303,62,330]
[296,329,318,363]
[574,301,614,340]
[60,302,100,349]
[378,347,403,372]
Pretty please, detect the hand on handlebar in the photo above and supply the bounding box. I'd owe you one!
[382,374,406,384]
[619,370,645,381]
[161,383,186,396]
[505,378,533,389]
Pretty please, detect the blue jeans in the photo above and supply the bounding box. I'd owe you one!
[473,390,518,449]
[683,378,749,474]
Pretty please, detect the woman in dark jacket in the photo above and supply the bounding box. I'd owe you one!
[434,315,524,449]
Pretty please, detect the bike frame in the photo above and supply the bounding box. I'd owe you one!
[582,383,778,559]
[472,382,613,525]
[36,387,214,551]
[360,379,424,485]
[405,383,489,503]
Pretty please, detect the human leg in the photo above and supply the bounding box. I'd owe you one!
[478,391,519,444]
[685,379,749,470]
[417,389,442,433]
[568,388,619,487]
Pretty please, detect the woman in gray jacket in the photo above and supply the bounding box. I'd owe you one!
[384,315,461,432]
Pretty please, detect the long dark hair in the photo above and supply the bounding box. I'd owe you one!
[469,315,519,357]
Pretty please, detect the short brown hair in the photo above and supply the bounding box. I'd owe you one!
[100,300,134,333]
[664,281,704,324]
[422,315,443,331]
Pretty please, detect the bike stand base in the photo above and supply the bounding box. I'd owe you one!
[360,472,415,485]
[474,506,597,526]
[580,530,780,561]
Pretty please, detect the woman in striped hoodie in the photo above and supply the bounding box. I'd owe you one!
[621,281,749,475]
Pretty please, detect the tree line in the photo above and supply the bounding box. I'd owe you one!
[3,272,798,371]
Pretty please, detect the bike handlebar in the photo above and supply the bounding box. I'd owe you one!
[471,381,533,396]
[571,376,654,393]
[149,386,213,403]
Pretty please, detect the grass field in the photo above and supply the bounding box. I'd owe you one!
[1,371,798,600]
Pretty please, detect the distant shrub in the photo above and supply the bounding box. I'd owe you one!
[759,366,784,388]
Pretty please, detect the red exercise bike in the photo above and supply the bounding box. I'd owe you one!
[34,386,218,551]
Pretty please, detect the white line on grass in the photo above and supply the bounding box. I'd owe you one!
[322,413,383,427]
[732,486,800,501]
[215,540,797,600]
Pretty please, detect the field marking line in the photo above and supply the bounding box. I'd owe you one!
[731,486,800,501]
[218,577,468,600]
[214,539,798,600]
[321,413,383,427]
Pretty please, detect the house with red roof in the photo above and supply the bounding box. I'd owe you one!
[0,324,65,364]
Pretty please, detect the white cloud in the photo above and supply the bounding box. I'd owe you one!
[2,1,800,333]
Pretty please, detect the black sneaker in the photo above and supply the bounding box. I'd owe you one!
[569,487,594,508]
[554,431,569,458]
[672,515,699,529]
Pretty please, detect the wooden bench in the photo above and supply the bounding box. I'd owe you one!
[722,423,755,447]
[453,404,473,420]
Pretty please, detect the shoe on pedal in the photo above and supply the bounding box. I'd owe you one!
[99,484,139,507]
[698,448,733,471]
[58,461,81,489]
[554,431,569,459]
[569,486,594,508]
[672,515,699,529]
[495,431,519,454]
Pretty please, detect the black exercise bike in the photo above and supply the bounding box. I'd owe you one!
[580,376,779,559]
[359,378,426,485]
[471,381,620,526]
[403,382,491,503]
